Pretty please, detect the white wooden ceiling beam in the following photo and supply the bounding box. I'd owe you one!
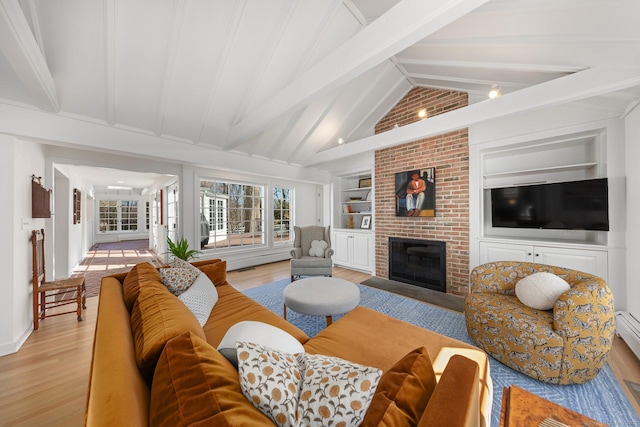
[0,0,58,112]
[228,0,490,145]
[305,66,640,166]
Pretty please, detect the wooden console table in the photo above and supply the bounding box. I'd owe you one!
[500,385,608,427]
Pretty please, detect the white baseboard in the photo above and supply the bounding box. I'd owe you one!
[0,325,32,357]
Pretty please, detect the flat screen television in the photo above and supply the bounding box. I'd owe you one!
[491,178,609,231]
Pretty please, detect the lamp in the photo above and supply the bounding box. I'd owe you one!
[488,85,501,99]
[417,109,427,118]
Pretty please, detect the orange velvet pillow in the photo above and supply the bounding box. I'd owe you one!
[122,262,163,312]
[361,346,437,427]
[150,332,274,427]
[130,285,206,382]
[198,260,227,286]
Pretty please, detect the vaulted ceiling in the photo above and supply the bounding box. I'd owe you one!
[1,0,639,173]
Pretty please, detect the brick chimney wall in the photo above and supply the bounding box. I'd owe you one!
[374,87,470,295]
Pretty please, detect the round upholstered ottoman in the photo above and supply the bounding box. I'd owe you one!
[283,277,360,326]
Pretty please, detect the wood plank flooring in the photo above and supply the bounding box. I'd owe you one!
[0,259,637,426]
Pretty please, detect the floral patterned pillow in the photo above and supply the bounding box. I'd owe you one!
[237,341,381,427]
[159,258,201,296]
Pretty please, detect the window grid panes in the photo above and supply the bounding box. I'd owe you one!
[200,180,265,249]
[273,187,292,244]
[98,200,138,232]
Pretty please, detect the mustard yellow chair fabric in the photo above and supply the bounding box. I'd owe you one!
[465,261,615,385]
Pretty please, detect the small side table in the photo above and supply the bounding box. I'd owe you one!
[283,277,360,326]
[500,385,608,427]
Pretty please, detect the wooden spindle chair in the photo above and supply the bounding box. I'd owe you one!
[32,228,86,330]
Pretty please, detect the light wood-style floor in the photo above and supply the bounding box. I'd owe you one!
[0,260,638,426]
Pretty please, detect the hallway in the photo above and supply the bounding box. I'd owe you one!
[71,240,163,298]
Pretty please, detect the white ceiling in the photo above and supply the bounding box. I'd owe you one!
[1,0,640,187]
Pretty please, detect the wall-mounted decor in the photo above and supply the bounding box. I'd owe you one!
[31,175,51,218]
[395,168,435,217]
[73,189,81,224]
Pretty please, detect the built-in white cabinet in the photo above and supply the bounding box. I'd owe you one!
[479,240,608,281]
[334,230,373,272]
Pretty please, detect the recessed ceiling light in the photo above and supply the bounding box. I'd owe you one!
[417,109,427,118]
[338,138,344,145]
[488,85,501,99]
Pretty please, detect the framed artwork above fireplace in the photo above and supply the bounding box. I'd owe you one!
[395,167,435,217]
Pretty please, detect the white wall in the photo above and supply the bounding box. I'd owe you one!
[625,104,640,319]
[469,105,627,309]
[0,137,49,356]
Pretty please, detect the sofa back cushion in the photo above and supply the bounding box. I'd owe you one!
[150,332,273,427]
[361,346,436,427]
[131,285,206,382]
[198,260,228,286]
[123,262,163,312]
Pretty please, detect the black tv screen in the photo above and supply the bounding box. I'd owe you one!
[491,178,609,231]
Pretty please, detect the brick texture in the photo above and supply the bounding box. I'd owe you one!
[374,87,470,295]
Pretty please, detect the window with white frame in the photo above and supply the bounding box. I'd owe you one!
[273,187,292,244]
[99,200,138,232]
[200,179,265,249]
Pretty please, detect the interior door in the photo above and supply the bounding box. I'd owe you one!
[166,183,179,244]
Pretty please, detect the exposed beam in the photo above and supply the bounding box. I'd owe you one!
[305,66,640,166]
[0,0,58,112]
[228,0,490,145]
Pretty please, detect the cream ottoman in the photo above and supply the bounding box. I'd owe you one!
[283,277,360,326]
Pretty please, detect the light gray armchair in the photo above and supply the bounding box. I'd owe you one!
[290,225,334,281]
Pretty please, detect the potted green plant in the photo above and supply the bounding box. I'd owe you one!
[166,237,201,261]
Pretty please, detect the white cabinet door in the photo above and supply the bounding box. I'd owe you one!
[334,232,351,265]
[479,241,608,281]
[351,234,371,270]
[479,241,534,264]
[536,247,608,279]
[333,231,372,272]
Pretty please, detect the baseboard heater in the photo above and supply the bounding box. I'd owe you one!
[616,311,640,361]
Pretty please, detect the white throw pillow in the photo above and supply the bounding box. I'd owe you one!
[515,272,570,310]
[309,240,327,257]
[217,321,305,367]
[177,272,218,326]
[236,341,381,427]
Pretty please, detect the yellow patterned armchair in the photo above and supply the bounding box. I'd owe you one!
[465,261,615,385]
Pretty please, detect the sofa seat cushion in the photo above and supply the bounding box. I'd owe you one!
[290,256,332,268]
[203,284,309,347]
[237,341,381,427]
[304,306,493,427]
[465,292,563,381]
[131,285,206,382]
[150,332,273,427]
[362,347,436,427]
[123,262,164,312]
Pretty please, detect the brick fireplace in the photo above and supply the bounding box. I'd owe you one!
[374,87,470,295]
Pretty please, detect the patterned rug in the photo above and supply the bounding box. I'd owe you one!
[244,279,640,427]
[71,240,163,298]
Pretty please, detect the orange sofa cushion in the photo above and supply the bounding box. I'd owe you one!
[362,346,437,427]
[150,332,273,427]
[198,260,228,286]
[123,262,163,312]
[130,285,206,382]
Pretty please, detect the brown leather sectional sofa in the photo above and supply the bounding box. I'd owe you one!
[85,259,492,426]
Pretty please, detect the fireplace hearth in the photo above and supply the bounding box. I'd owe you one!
[388,237,446,292]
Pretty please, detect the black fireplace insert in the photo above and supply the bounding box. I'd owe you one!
[388,237,446,292]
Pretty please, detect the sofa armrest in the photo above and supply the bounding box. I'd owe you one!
[419,355,480,427]
[553,279,615,353]
[290,248,302,259]
[324,248,334,258]
[470,261,527,294]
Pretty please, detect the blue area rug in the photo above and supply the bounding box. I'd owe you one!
[244,279,640,427]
